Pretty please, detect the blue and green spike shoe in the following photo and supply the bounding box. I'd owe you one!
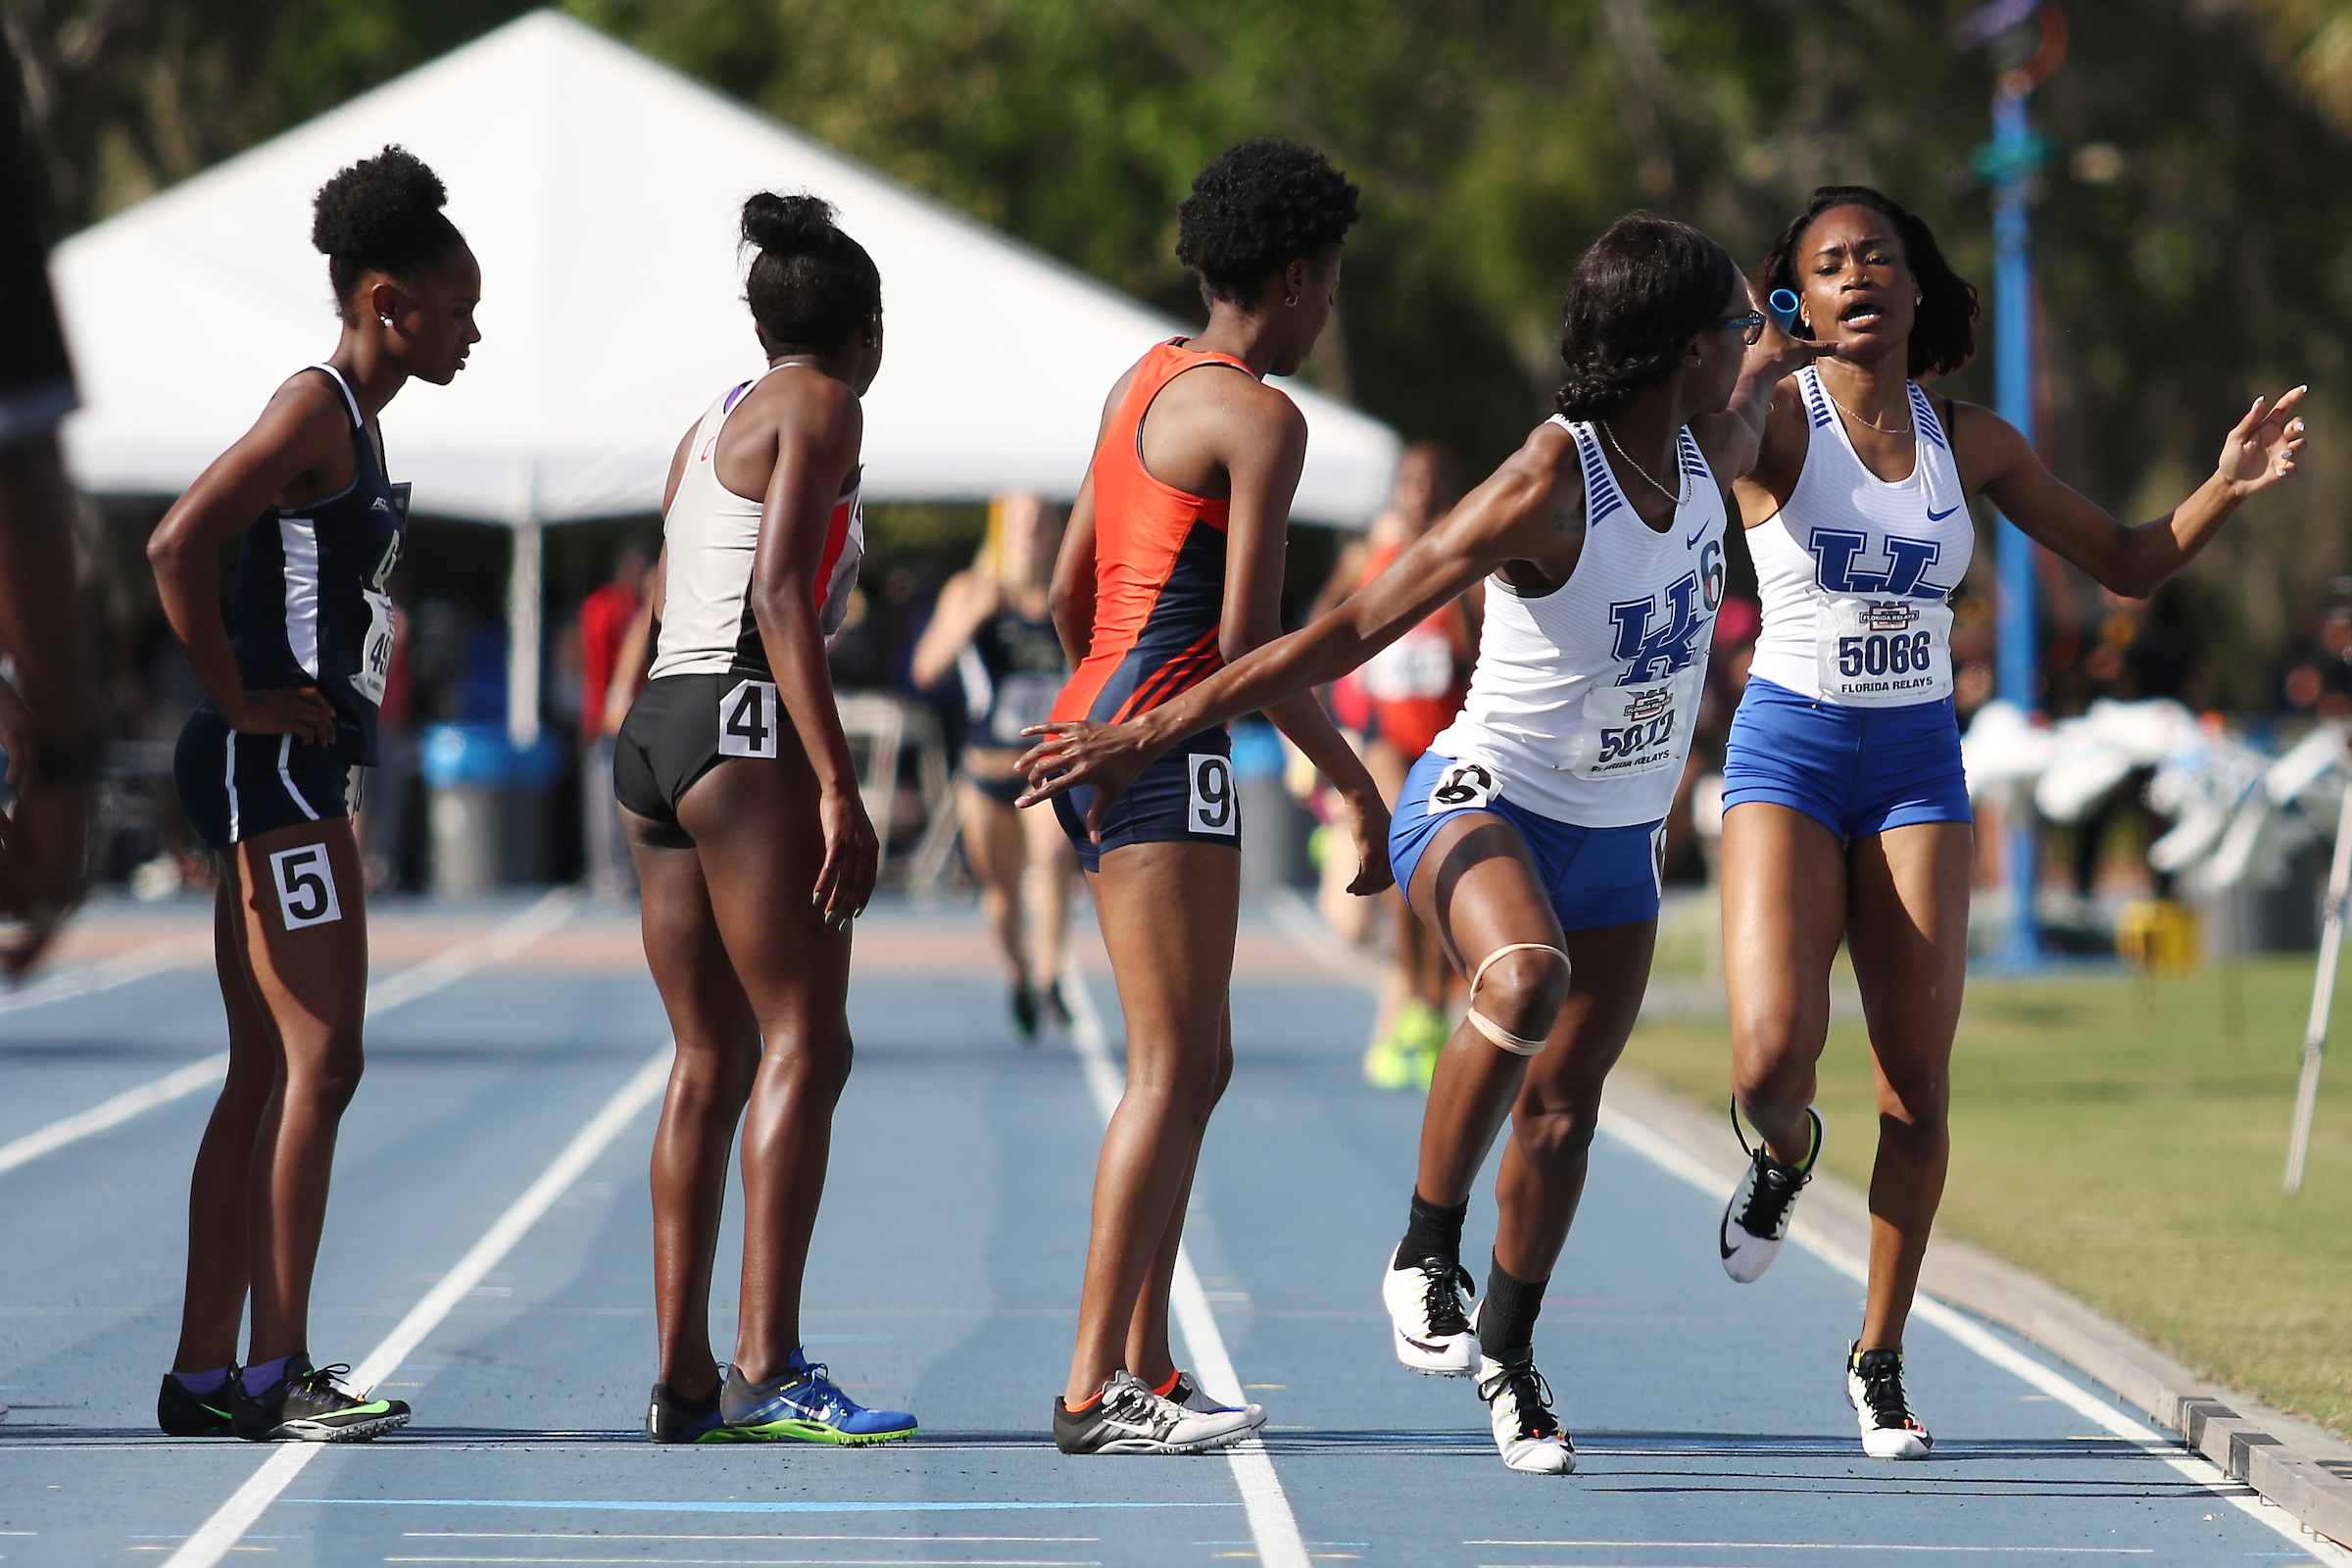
[716,1353,916,1446]
[232,1355,409,1443]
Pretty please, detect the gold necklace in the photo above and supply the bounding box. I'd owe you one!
[1598,418,1690,507]
[1820,379,1913,436]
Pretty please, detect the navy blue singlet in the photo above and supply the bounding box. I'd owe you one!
[210,364,407,765]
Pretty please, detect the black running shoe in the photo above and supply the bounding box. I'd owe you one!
[232,1356,409,1443]
[1720,1102,1822,1283]
[1041,979,1073,1030]
[1010,981,1040,1042]
[1846,1342,1933,1459]
[158,1371,238,1437]
[646,1380,728,1444]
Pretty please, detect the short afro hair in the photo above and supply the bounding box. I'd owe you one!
[1759,186,1978,380]
[311,145,467,318]
[1175,139,1359,304]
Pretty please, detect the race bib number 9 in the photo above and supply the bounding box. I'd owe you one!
[718,678,780,759]
[1816,598,1953,706]
[269,844,342,931]
[1426,759,1499,813]
[1187,753,1238,836]
[1573,673,1693,782]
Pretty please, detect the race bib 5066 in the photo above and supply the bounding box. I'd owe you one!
[1815,598,1953,707]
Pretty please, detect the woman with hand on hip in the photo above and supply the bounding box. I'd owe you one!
[150,145,476,1443]
[1715,184,2304,1460]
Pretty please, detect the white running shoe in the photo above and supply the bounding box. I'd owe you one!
[1167,1370,1266,1430]
[1382,1246,1479,1376]
[1052,1371,1255,1455]
[1845,1343,1934,1460]
[1474,1348,1576,1475]
[1719,1103,1823,1284]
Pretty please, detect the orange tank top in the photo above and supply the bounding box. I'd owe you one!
[1052,338,1264,726]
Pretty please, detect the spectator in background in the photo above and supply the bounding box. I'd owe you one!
[578,543,650,897]
[0,31,94,976]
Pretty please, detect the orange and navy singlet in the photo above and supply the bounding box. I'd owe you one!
[1052,339,1262,727]
[1354,536,1469,760]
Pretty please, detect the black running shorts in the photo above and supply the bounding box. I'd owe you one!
[615,671,807,847]
[173,704,352,849]
[1050,726,1240,873]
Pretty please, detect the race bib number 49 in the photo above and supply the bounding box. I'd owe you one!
[718,678,780,759]
[1187,753,1238,837]
[1816,598,1953,706]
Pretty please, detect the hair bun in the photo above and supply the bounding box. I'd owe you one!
[742,191,838,256]
[312,145,447,260]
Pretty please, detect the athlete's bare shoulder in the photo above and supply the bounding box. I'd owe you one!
[1733,373,1815,527]
[1464,419,1585,591]
[1937,395,2023,496]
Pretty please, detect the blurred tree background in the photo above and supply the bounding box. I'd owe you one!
[10,0,2352,714]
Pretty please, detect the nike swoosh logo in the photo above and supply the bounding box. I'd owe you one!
[1402,1334,1452,1353]
[1927,505,1958,521]
[1685,530,1706,549]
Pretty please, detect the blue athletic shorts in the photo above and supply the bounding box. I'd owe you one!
[1388,751,1665,933]
[1053,726,1240,873]
[173,703,352,850]
[1721,676,1972,843]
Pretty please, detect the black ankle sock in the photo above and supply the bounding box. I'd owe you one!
[1481,1257,1547,1358]
[1397,1193,1468,1268]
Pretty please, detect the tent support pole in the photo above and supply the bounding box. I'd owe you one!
[507,512,542,751]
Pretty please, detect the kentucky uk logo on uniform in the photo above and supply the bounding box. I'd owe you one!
[1806,527,1952,601]
[1608,570,1709,686]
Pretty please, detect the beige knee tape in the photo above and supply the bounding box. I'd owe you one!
[1464,942,1570,1056]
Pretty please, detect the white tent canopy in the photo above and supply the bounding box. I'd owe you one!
[51,11,1400,742]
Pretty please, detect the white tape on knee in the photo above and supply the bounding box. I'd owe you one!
[1464,943,1569,1057]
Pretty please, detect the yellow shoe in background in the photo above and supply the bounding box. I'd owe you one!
[1397,1000,1448,1094]
[1362,1019,1416,1090]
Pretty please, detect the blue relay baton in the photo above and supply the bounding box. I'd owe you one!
[1767,289,1801,335]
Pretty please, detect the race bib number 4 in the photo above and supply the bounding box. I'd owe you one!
[1573,673,1693,782]
[1425,760,1499,814]
[718,678,780,759]
[269,844,342,931]
[1817,598,1953,706]
[1187,753,1238,837]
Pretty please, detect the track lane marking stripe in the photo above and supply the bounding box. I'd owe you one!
[162,1041,672,1568]
[0,933,203,1015]
[0,890,576,1177]
[1059,955,1312,1568]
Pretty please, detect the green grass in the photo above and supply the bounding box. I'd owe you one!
[1623,956,2352,1438]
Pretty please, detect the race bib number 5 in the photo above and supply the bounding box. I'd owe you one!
[1817,598,1953,706]
[269,844,342,931]
[1187,754,1238,836]
[718,678,780,759]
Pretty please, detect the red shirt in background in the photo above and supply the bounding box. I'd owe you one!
[578,579,640,747]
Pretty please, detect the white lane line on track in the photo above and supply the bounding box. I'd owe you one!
[0,933,205,1016]
[1595,1108,2352,1567]
[0,890,577,1179]
[162,1040,673,1568]
[1057,956,1312,1568]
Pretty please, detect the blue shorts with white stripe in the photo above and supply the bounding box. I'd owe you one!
[173,702,351,849]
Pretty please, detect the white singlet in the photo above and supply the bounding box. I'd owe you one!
[648,366,864,681]
[1746,366,1970,706]
[1426,416,1728,828]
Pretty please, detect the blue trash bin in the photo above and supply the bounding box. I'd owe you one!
[421,724,564,894]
